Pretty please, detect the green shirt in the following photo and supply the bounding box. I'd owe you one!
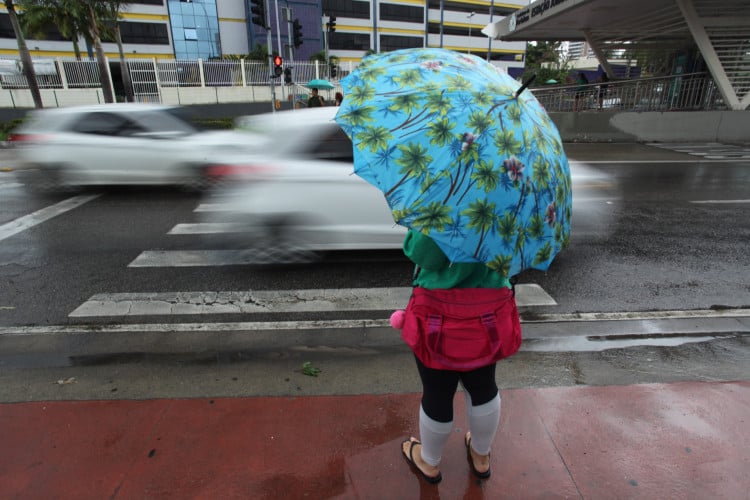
[402,230,511,290]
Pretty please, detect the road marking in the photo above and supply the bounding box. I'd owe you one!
[129,250,253,267]
[128,248,401,266]
[689,199,750,204]
[0,194,99,243]
[194,203,230,212]
[1,308,748,337]
[68,285,557,317]
[168,223,247,234]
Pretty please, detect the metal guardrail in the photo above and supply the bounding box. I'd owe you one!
[530,72,725,112]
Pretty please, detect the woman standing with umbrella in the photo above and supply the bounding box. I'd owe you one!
[335,48,572,484]
[396,228,513,483]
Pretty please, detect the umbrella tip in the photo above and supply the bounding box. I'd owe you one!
[513,74,537,98]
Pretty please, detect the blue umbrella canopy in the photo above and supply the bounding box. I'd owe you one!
[334,48,572,277]
[307,79,335,90]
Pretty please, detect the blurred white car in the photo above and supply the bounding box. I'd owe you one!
[9,103,270,192]
[200,107,406,262]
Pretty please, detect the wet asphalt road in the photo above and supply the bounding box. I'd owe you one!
[1,143,749,401]
[1,143,748,326]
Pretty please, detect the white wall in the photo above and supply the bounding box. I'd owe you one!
[217,0,249,56]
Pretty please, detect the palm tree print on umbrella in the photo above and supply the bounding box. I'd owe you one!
[335,48,572,277]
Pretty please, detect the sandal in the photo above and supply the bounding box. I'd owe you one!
[465,433,491,479]
[401,438,442,484]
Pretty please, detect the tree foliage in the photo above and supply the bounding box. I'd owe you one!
[17,0,90,60]
[522,41,572,85]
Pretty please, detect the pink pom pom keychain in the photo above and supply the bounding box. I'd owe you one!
[389,310,406,329]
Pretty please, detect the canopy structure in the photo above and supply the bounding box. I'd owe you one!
[482,0,750,110]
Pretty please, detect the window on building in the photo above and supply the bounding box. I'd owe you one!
[0,14,68,40]
[323,0,370,19]
[427,22,487,38]
[427,1,516,16]
[489,52,524,62]
[380,35,423,51]
[117,21,170,45]
[184,28,198,41]
[329,33,370,51]
[132,0,164,5]
[380,4,423,23]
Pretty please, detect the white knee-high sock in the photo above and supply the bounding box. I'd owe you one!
[419,405,453,467]
[467,394,501,456]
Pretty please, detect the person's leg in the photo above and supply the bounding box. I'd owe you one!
[412,356,459,467]
[460,363,501,473]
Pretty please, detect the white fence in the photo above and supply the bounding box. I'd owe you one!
[0,57,350,107]
[0,57,728,112]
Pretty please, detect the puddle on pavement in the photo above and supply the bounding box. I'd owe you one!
[522,335,721,352]
[0,335,739,368]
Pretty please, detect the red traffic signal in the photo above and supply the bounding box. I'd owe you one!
[273,55,283,77]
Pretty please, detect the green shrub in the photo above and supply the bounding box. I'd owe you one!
[193,117,235,130]
[0,118,24,141]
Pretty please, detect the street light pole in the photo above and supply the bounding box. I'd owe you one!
[467,12,475,55]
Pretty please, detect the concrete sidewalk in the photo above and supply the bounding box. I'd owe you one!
[1,381,748,499]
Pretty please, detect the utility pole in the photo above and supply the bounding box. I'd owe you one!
[274,0,284,102]
[284,7,295,109]
[323,15,329,73]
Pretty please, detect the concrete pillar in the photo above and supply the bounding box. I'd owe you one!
[583,30,616,79]
[675,0,743,110]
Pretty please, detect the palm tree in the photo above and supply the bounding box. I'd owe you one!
[17,0,90,60]
[81,0,114,103]
[4,0,42,107]
[98,0,134,102]
[463,198,497,259]
[386,142,432,197]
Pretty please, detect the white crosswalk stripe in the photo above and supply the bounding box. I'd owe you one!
[98,201,560,319]
[69,285,557,317]
[168,222,247,234]
[647,142,750,159]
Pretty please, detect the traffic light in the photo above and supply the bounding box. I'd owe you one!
[284,67,292,84]
[327,16,336,33]
[273,55,283,77]
[250,0,266,28]
[330,63,337,79]
[292,19,303,49]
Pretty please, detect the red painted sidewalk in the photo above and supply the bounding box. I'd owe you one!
[1,381,748,499]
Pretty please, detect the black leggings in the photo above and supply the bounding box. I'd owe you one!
[414,355,498,423]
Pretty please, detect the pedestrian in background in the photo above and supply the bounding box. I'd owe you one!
[398,230,512,484]
[308,88,325,107]
[334,92,344,106]
[574,72,589,112]
[597,72,610,111]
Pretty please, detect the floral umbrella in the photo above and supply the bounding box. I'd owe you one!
[334,48,572,277]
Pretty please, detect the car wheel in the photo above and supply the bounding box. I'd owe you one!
[22,165,67,195]
[259,217,320,264]
[181,165,222,192]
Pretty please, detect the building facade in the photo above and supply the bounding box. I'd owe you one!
[0,0,526,72]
